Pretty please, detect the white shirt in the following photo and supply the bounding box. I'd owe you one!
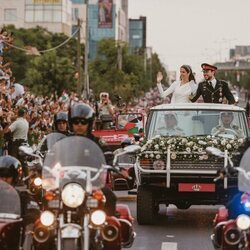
[9,117,29,140]
[157,80,197,103]
[210,78,216,88]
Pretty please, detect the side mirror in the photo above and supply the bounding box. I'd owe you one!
[206,146,224,157]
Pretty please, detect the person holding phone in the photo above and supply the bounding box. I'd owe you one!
[97,92,114,117]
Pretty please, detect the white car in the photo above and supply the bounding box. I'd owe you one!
[135,103,249,225]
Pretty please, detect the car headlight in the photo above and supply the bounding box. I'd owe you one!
[236,214,250,230]
[153,160,165,170]
[40,211,55,227]
[90,210,106,226]
[61,183,85,208]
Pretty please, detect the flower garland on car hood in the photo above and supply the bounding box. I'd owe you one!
[138,135,244,161]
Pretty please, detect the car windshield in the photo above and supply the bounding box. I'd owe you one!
[147,110,248,139]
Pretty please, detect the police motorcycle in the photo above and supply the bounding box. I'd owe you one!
[207,146,250,250]
[32,135,135,250]
[0,180,23,250]
[18,132,67,203]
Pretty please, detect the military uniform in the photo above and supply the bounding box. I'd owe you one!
[191,79,235,104]
[211,124,244,138]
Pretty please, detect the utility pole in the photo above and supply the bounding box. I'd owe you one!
[76,18,82,96]
[84,0,89,100]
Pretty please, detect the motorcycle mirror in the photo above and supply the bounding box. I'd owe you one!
[206,147,224,157]
[124,145,141,153]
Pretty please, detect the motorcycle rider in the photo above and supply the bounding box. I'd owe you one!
[0,155,40,250]
[53,111,70,135]
[39,111,69,155]
[69,103,117,216]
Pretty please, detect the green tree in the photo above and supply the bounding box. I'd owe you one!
[25,50,75,95]
[89,38,167,102]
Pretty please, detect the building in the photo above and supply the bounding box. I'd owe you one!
[0,0,72,36]
[0,0,129,59]
[88,0,128,59]
[71,0,129,59]
[128,16,146,53]
[230,46,250,60]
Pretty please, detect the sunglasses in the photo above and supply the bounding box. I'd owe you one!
[72,119,88,125]
[101,94,107,98]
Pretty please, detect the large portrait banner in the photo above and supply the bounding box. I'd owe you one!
[98,0,113,29]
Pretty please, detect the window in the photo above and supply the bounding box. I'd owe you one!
[72,8,79,22]
[4,9,17,21]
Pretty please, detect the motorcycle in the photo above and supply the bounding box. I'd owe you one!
[207,146,250,250]
[32,135,135,250]
[0,180,23,250]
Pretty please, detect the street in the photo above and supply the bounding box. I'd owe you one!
[116,192,217,250]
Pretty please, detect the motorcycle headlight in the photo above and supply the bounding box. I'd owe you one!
[34,177,42,186]
[40,211,55,227]
[61,183,85,208]
[236,214,250,231]
[91,210,106,226]
[153,160,165,170]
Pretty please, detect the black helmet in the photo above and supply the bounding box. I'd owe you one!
[0,156,22,185]
[54,112,68,131]
[121,138,132,148]
[69,103,95,134]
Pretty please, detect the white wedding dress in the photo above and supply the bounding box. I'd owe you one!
[157,80,197,103]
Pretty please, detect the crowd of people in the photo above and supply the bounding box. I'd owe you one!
[0,27,168,157]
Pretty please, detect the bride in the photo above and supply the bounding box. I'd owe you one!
[156,65,197,103]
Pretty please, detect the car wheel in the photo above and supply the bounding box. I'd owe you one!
[137,185,155,225]
[175,201,191,210]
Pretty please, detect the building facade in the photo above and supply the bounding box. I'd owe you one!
[128,16,146,53]
[0,0,72,36]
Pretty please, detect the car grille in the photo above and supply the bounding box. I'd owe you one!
[139,158,223,171]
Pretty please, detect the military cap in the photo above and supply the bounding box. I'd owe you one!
[201,63,218,71]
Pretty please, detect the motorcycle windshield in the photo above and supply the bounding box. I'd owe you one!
[42,136,106,191]
[37,132,67,152]
[45,132,67,150]
[238,147,250,192]
[0,180,21,218]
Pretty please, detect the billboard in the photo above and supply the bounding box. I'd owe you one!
[98,0,113,29]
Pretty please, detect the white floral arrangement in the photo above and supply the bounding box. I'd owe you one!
[138,135,244,161]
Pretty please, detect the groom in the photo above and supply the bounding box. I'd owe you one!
[190,63,235,104]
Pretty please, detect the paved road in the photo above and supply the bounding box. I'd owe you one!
[116,192,218,250]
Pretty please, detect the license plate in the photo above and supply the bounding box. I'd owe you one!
[178,183,215,192]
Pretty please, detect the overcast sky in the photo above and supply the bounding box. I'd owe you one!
[128,0,250,79]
